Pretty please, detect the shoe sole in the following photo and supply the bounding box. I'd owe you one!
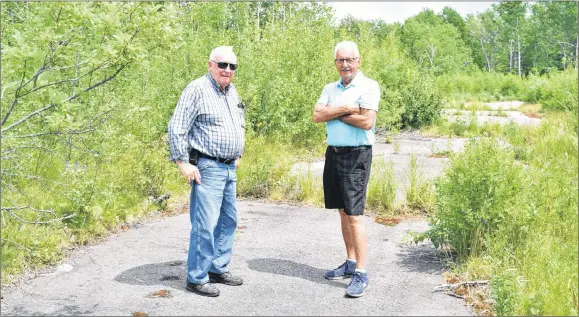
[209,278,243,286]
[186,286,220,297]
[324,275,353,280]
[345,285,369,298]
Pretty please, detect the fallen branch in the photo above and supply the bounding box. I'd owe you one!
[1,238,35,253]
[446,292,465,300]
[4,127,97,139]
[3,209,75,224]
[434,280,489,292]
[149,193,171,204]
[1,103,57,133]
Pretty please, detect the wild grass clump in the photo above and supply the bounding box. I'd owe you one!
[367,158,397,214]
[418,118,578,315]
[404,154,436,213]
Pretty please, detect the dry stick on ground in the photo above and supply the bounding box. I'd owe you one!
[446,292,466,300]
[433,280,489,293]
[433,280,490,301]
[1,207,75,224]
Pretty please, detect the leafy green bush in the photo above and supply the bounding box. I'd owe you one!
[421,119,578,315]
[499,74,524,98]
[537,70,578,113]
[399,74,443,128]
[236,136,294,198]
[371,33,443,130]
[423,138,526,258]
[521,74,548,103]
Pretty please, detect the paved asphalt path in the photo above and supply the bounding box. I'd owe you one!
[1,200,472,316]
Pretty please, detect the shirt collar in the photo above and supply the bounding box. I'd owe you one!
[337,71,364,89]
[206,73,231,94]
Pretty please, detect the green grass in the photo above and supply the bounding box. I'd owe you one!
[462,101,495,111]
[404,153,436,213]
[1,136,184,284]
[367,158,397,214]
[236,136,296,198]
[519,103,542,114]
[419,114,578,315]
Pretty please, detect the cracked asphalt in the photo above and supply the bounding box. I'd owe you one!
[0,200,471,316]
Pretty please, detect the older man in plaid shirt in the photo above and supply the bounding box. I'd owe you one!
[168,46,245,297]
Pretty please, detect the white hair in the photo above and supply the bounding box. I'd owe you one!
[209,46,236,61]
[334,41,360,59]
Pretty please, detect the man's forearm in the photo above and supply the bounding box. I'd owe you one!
[339,109,376,130]
[313,104,359,123]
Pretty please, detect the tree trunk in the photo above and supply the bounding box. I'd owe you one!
[517,34,522,78]
[271,2,275,32]
[533,43,537,70]
[508,40,514,74]
[575,35,579,69]
[256,1,260,41]
[480,38,491,72]
[560,42,568,70]
[426,43,436,69]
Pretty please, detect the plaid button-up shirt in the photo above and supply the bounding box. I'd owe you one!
[168,73,245,162]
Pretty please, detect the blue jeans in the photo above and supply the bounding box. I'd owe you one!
[187,158,238,284]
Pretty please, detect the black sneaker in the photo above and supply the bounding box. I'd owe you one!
[186,281,220,297]
[208,271,243,286]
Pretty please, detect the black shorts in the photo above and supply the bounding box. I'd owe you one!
[323,145,372,216]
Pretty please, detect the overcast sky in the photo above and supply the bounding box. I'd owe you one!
[327,2,498,23]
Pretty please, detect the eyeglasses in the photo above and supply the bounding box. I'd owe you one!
[211,60,237,71]
[334,57,359,64]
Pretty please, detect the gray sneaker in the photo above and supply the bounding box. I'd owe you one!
[324,260,356,280]
[345,271,369,297]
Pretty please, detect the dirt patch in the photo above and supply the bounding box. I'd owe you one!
[375,215,402,226]
[441,272,494,316]
[523,111,542,119]
[146,289,172,298]
[428,153,449,158]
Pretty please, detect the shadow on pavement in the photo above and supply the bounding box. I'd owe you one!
[247,258,346,288]
[114,260,187,290]
[2,305,94,317]
[395,243,452,275]
[115,258,348,290]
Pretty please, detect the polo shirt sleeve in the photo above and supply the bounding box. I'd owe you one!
[357,80,380,112]
[316,84,330,105]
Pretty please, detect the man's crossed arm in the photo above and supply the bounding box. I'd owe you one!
[339,107,376,130]
[312,103,359,123]
[313,103,376,131]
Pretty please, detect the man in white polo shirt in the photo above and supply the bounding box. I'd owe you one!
[312,41,380,298]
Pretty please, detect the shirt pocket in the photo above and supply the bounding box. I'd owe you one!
[197,108,224,127]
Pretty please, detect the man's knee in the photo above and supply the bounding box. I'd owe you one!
[346,213,364,224]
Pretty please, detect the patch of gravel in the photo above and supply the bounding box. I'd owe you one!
[376,128,432,142]
[391,129,433,141]
[465,100,524,110]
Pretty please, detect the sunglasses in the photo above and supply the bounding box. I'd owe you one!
[211,60,237,71]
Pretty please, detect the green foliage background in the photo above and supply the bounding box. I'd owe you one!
[1,2,577,315]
